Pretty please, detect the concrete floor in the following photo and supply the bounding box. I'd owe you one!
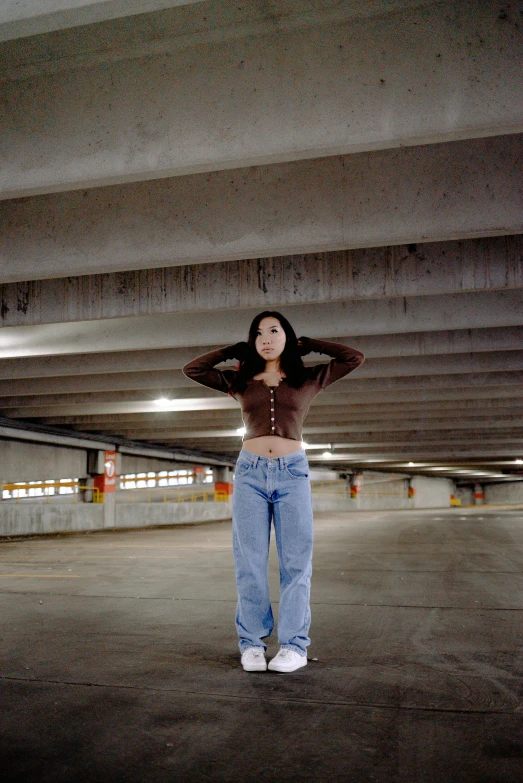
[1,507,522,783]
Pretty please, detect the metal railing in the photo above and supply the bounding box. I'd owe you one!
[118,487,215,504]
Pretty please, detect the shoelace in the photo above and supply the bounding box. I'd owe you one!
[278,649,292,659]
[248,649,264,658]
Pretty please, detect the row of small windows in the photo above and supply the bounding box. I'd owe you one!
[2,469,214,499]
[120,469,213,490]
[2,478,78,500]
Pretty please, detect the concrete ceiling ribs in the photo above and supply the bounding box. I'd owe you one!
[1,0,523,483]
[2,237,522,324]
[2,288,523,357]
[0,326,522,379]
[2,135,523,283]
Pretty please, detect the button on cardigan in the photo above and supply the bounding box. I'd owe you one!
[182,339,364,442]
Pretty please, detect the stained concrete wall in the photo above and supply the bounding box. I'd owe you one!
[411,476,454,508]
[115,501,232,528]
[0,440,87,483]
[0,503,104,536]
[313,475,454,512]
[357,480,410,511]
[484,481,523,505]
[0,500,232,537]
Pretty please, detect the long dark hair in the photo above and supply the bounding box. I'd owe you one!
[230,311,307,394]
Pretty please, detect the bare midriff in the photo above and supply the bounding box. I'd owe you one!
[243,435,303,457]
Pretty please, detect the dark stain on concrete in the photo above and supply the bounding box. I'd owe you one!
[257,259,268,294]
[16,287,29,314]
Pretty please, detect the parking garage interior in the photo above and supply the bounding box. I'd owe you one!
[1,1,523,781]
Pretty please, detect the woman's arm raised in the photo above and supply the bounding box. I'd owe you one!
[298,337,365,389]
[182,343,249,395]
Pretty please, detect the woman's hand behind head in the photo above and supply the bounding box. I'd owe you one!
[297,337,311,356]
[227,341,250,362]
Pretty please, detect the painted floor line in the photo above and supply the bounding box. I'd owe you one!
[0,574,81,579]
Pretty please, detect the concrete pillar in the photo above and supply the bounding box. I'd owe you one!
[87,449,120,526]
[474,483,484,505]
[213,466,233,484]
[193,466,206,485]
[350,472,363,500]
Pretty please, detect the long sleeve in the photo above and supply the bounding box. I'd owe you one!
[306,338,365,389]
[182,346,237,395]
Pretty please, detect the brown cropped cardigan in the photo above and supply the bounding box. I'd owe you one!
[183,339,364,442]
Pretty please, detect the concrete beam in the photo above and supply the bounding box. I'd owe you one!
[39,399,523,427]
[2,351,523,398]
[3,236,523,326]
[148,432,522,450]
[86,428,523,444]
[2,289,523,358]
[4,372,523,417]
[153,443,523,460]
[0,387,220,409]
[3,365,523,409]
[0,417,234,466]
[3,378,523,416]
[1,398,239,418]
[2,1,522,197]
[0,423,113,450]
[0,1,203,42]
[1,135,522,284]
[2,326,523,379]
[304,447,523,459]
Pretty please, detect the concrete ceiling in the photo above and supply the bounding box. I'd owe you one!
[1,0,523,484]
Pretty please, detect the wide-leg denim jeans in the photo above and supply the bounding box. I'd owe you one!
[232,448,314,657]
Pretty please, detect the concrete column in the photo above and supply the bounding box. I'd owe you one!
[474,483,484,505]
[350,472,363,500]
[87,449,120,527]
[213,466,233,484]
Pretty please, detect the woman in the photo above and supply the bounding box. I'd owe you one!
[183,311,364,673]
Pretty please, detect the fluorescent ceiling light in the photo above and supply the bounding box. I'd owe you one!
[237,427,246,436]
[322,451,333,458]
[154,397,172,407]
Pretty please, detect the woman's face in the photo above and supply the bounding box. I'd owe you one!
[255,317,287,362]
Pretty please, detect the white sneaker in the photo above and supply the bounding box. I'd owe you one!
[268,648,307,673]
[241,647,267,671]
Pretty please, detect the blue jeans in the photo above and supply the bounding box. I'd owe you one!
[232,448,314,657]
